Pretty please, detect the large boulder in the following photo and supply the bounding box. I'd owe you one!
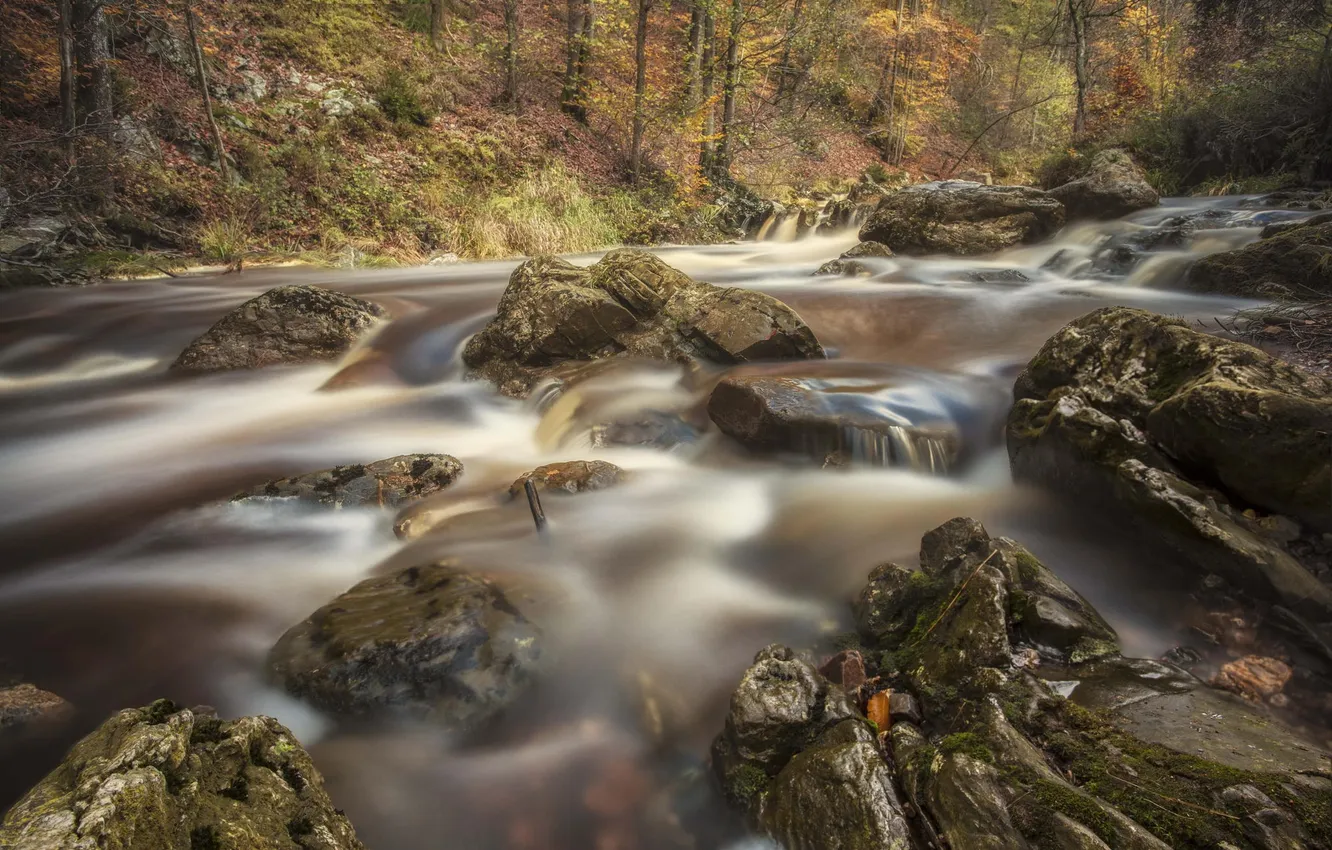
[0,700,364,850]
[235,453,463,509]
[463,250,825,397]
[268,561,541,729]
[1007,307,1332,617]
[1048,149,1160,220]
[857,182,1064,256]
[171,285,388,373]
[835,519,1332,850]
[1183,220,1332,298]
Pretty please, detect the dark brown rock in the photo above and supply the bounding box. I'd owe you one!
[267,562,541,728]
[0,684,72,733]
[506,460,625,500]
[236,453,463,508]
[818,650,867,690]
[858,182,1064,256]
[171,285,388,373]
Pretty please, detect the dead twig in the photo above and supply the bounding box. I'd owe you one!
[916,549,998,644]
[523,479,547,533]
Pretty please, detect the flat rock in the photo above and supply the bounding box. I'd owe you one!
[0,684,72,733]
[1183,222,1332,298]
[858,182,1064,256]
[267,562,541,728]
[236,453,462,508]
[171,284,388,373]
[0,700,363,850]
[463,249,824,397]
[507,460,625,500]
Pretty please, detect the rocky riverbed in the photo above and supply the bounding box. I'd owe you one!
[2,168,1332,849]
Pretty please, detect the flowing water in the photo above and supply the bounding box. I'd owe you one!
[0,196,1309,847]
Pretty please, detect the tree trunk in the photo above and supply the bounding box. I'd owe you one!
[503,0,521,112]
[698,6,716,173]
[686,1,704,107]
[58,0,76,151]
[185,0,228,181]
[72,0,113,136]
[631,0,652,184]
[430,0,446,51]
[774,0,804,108]
[561,0,588,119]
[1069,0,1089,137]
[716,0,742,174]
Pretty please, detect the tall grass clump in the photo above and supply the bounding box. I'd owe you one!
[196,218,253,265]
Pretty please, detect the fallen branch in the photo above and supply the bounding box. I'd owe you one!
[523,479,547,532]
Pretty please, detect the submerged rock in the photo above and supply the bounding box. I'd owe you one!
[171,284,388,373]
[1007,306,1332,617]
[1048,149,1159,220]
[236,453,463,508]
[268,562,541,728]
[814,241,894,276]
[706,371,1001,472]
[0,700,364,850]
[1183,221,1332,298]
[0,683,72,734]
[463,249,824,397]
[858,182,1064,256]
[507,460,625,500]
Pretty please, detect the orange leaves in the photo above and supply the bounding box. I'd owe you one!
[866,689,891,730]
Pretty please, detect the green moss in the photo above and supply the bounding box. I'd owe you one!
[189,825,221,850]
[1011,778,1119,848]
[143,699,180,725]
[1068,637,1118,664]
[726,763,771,808]
[938,732,994,764]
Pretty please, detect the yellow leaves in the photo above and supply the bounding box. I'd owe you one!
[866,690,890,730]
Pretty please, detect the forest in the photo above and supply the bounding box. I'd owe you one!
[1,0,1330,272]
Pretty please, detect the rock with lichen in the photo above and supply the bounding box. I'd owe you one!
[462,249,824,397]
[171,284,387,373]
[1047,149,1159,220]
[0,700,364,850]
[235,453,463,508]
[1183,221,1332,298]
[814,241,894,276]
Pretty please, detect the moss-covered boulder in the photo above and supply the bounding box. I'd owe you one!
[171,285,388,373]
[267,561,541,729]
[1008,306,1332,618]
[0,700,363,850]
[235,453,463,508]
[462,249,825,397]
[844,519,1332,850]
[814,241,894,276]
[1182,221,1332,298]
[857,182,1064,256]
[1048,150,1159,221]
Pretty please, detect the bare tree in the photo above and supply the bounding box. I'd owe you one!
[57,0,76,152]
[774,0,805,107]
[631,0,653,184]
[430,0,446,51]
[184,0,229,181]
[502,0,521,111]
[685,1,705,106]
[72,0,113,136]
[561,0,594,120]
[715,0,743,173]
[698,4,717,172]
[1066,0,1127,136]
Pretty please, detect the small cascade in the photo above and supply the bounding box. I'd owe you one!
[836,424,954,473]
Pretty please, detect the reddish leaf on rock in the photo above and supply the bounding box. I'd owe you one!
[867,690,890,730]
[819,649,866,690]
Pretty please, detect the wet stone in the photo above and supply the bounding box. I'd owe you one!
[236,453,463,508]
[507,460,625,500]
[0,684,72,734]
[818,650,866,690]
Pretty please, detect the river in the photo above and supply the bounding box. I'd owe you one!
[0,196,1305,847]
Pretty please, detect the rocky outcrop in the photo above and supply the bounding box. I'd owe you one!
[235,453,463,508]
[707,375,962,472]
[462,250,825,397]
[814,241,894,276]
[0,700,364,850]
[1183,220,1332,298]
[268,561,540,729]
[1048,149,1160,220]
[1007,307,1332,619]
[858,182,1064,256]
[170,285,388,373]
[711,518,1332,850]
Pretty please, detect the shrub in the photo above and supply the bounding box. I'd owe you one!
[196,218,253,264]
[376,70,431,126]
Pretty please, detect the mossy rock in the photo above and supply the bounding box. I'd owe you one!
[1183,222,1332,298]
[858,182,1064,256]
[0,701,363,850]
[235,453,463,508]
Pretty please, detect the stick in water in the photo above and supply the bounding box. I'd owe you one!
[524,479,547,532]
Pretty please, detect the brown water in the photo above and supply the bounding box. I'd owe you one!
[0,196,1302,847]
